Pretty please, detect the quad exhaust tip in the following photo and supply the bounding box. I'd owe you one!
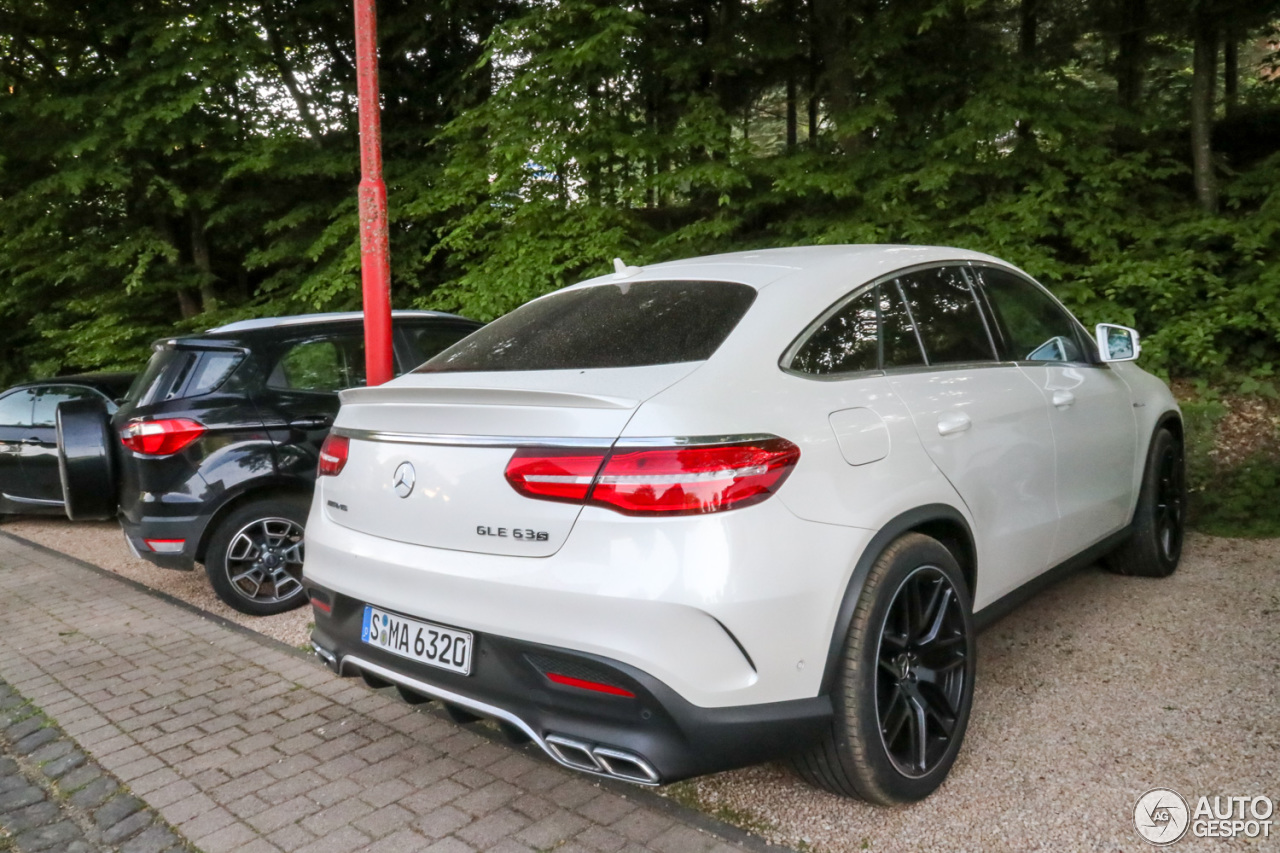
[314,647,662,786]
[545,734,660,784]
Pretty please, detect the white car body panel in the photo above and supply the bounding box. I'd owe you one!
[885,366,1058,609]
[304,244,1180,726]
[1018,362,1140,566]
[305,488,875,706]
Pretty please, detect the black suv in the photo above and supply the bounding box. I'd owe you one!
[57,311,480,615]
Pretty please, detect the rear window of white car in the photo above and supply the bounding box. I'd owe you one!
[416,280,757,373]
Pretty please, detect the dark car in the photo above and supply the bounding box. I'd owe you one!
[0,373,135,515]
[57,311,480,615]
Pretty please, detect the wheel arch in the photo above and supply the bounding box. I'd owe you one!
[818,504,975,695]
[194,478,314,564]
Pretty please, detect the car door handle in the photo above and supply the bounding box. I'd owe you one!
[289,415,333,430]
[1052,390,1076,408]
[937,412,972,436]
[21,437,44,445]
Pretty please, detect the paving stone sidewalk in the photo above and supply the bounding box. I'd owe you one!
[0,533,780,853]
[0,677,190,853]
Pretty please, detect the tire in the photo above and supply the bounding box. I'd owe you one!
[1104,427,1186,578]
[205,495,310,615]
[56,398,118,521]
[793,533,976,804]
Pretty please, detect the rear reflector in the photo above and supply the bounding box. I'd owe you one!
[545,672,636,698]
[120,418,205,456]
[505,437,800,516]
[318,434,349,477]
[144,539,185,554]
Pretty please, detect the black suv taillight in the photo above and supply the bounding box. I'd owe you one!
[318,434,349,476]
[119,418,206,456]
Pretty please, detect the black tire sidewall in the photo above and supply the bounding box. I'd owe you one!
[840,534,976,804]
[55,398,118,521]
[205,495,311,615]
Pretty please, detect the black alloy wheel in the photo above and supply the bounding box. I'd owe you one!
[205,495,310,615]
[792,533,976,804]
[876,565,969,779]
[1104,427,1185,578]
[1153,438,1185,565]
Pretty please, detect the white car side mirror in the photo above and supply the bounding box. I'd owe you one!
[1095,323,1141,362]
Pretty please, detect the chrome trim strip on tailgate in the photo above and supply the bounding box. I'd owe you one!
[331,428,615,449]
[332,428,782,450]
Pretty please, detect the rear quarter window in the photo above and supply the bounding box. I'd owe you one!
[417,280,757,373]
[126,348,244,405]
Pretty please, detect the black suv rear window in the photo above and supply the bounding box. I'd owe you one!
[127,347,244,405]
[416,280,757,373]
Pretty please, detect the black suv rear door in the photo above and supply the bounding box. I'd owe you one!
[255,331,369,482]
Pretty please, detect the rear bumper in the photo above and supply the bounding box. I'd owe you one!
[119,512,206,571]
[306,583,832,784]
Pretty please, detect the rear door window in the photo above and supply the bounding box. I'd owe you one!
[417,280,757,373]
[893,266,997,365]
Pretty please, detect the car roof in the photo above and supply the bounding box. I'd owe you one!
[570,244,1012,291]
[206,310,475,335]
[5,372,136,398]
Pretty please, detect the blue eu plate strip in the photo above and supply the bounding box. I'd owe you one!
[361,606,372,643]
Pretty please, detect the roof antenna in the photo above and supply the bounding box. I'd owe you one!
[613,257,641,279]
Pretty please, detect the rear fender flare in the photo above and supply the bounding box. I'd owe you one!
[819,504,975,695]
[194,476,314,563]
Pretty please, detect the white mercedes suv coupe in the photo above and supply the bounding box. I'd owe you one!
[303,246,1184,803]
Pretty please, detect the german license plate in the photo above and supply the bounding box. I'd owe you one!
[361,606,473,675]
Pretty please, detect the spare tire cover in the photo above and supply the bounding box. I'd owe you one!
[56,397,118,521]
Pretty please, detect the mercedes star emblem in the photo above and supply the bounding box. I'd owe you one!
[393,462,416,498]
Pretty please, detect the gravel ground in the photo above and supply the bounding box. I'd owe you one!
[3,515,1276,852]
[0,515,312,648]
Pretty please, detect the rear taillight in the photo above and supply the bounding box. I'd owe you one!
[504,449,608,503]
[318,434,349,477]
[504,437,800,516]
[119,418,206,455]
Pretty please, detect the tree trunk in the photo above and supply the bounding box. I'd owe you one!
[1019,0,1038,62]
[812,0,861,152]
[1190,8,1219,213]
[787,74,798,150]
[1116,0,1146,111]
[1223,26,1238,116]
[189,209,218,313]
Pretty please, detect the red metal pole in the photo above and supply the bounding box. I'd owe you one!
[354,0,394,387]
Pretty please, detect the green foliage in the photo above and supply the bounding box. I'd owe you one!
[0,0,1278,389]
[1181,395,1280,537]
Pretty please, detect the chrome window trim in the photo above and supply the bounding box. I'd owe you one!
[779,260,999,380]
